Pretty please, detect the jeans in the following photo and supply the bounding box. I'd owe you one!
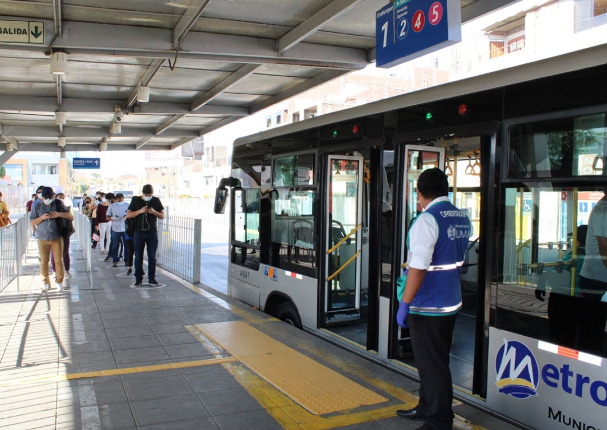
[134,232,158,281]
[111,230,125,263]
[124,237,134,267]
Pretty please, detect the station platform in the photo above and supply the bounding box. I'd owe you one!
[0,238,518,430]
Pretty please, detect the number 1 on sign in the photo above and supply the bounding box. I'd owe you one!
[382,21,389,47]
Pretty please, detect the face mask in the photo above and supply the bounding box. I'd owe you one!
[102,198,107,203]
[43,198,54,205]
[143,196,152,202]
[38,193,42,199]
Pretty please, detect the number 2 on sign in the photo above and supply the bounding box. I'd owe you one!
[413,10,425,32]
[429,2,443,25]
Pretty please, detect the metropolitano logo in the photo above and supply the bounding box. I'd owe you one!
[495,339,539,399]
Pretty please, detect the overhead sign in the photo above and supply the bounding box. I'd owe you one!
[487,328,606,430]
[73,158,101,170]
[0,20,44,44]
[376,0,461,69]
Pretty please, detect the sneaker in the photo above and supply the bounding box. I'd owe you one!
[127,268,133,276]
[65,270,72,278]
[148,279,159,286]
[134,279,143,287]
[112,262,119,267]
[40,284,50,293]
[57,283,70,291]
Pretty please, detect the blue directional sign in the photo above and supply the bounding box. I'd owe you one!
[376,0,461,69]
[73,158,101,170]
[579,202,588,213]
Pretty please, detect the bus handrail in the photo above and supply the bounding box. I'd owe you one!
[327,224,361,255]
[326,251,361,282]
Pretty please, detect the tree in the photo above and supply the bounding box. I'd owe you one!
[0,166,5,179]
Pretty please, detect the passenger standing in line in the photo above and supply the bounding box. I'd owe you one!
[123,225,135,276]
[127,184,164,287]
[79,194,88,211]
[30,187,73,292]
[396,169,470,430]
[96,192,111,254]
[0,192,10,227]
[579,189,607,354]
[50,193,73,279]
[103,193,116,262]
[107,193,129,267]
[31,186,45,237]
[26,194,36,213]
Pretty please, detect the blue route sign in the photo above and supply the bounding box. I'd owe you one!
[73,158,101,170]
[376,0,461,69]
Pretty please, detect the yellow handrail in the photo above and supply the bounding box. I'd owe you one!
[327,224,361,255]
[326,251,361,282]
[516,239,531,253]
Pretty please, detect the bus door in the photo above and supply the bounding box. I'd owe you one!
[324,154,364,322]
[397,145,445,340]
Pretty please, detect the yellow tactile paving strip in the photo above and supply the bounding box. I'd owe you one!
[196,321,389,415]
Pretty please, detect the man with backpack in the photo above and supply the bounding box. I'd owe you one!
[30,187,74,292]
[107,193,129,267]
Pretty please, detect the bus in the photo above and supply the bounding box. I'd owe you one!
[214,45,607,430]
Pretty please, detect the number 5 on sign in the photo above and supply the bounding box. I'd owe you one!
[429,2,443,25]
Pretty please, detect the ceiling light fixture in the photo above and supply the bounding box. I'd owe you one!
[58,137,66,147]
[136,86,150,103]
[55,111,66,125]
[50,52,68,75]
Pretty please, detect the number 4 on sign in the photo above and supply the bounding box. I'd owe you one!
[413,10,425,33]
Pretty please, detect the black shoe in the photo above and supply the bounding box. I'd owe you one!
[134,279,143,287]
[104,257,111,262]
[148,279,159,286]
[127,269,133,276]
[396,409,426,420]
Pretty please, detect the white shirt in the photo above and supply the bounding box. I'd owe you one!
[406,196,449,270]
[580,199,607,282]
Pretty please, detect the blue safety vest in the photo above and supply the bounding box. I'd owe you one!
[407,201,471,316]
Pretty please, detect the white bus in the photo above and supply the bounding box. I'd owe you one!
[214,46,607,430]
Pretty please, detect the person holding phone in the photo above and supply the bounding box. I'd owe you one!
[30,187,73,292]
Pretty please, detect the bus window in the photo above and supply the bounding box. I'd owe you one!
[270,188,317,278]
[498,186,607,358]
[273,154,314,187]
[231,188,261,270]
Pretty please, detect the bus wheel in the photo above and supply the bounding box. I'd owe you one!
[276,302,302,329]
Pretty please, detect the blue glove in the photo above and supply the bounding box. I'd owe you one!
[397,301,410,328]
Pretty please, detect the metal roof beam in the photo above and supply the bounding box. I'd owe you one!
[4,126,199,139]
[155,115,185,135]
[0,149,17,166]
[5,20,368,70]
[277,0,364,53]
[191,64,262,112]
[173,0,211,47]
[136,137,151,150]
[12,143,171,152]
[171,137,194,150]
[250,69,349,114]
[0,96,248,116]
[198,117,243,137]
[127,59,165,108]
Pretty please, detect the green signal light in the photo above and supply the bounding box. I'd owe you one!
[425,111,434,121]
[333,130,339,138]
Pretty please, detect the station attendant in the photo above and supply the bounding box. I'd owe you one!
[396,168,471,430]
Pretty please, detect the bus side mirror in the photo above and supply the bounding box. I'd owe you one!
[214,177,241,214]
[214,188,228,214]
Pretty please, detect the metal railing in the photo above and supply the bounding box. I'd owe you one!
[157,214,201,284]
[0,215,30,292]
[0,185,35,216]
[74,212,94,288]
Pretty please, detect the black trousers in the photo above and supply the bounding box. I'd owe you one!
[409,312,458,430]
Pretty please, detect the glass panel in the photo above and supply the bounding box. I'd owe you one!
[404,150,440,229]
[327,159,360,312]
[273,154,314,187]
[508,112,607,179]
[498,186,607,358]
[452,192,480,240]
[270,189,317,278]
[233,189,260,246]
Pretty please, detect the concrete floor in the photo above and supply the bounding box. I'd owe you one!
[0,237,519,430]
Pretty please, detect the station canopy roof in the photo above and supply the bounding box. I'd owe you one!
[0,0,509,152]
